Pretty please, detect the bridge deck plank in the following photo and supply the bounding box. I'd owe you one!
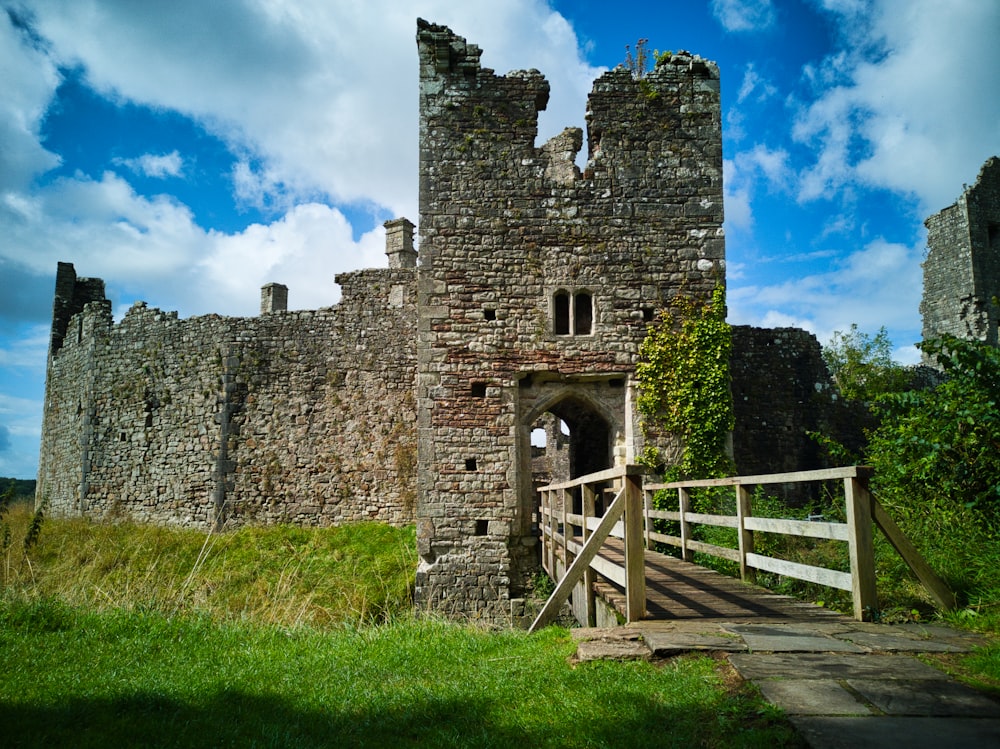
[592,538,850,622]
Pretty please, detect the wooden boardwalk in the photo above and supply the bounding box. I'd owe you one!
[594,539,848,622]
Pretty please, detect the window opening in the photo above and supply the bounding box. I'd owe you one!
[553,289,594,335]
[471,382,487,398]
[465,458,478,471]
[554,291,570,334]
[483,308,497,321]
[574,292,593,335]
[474,519,489,536]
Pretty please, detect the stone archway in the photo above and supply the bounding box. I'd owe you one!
[510,375,628,594]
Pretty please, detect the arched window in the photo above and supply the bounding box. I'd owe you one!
[553,289,593,336]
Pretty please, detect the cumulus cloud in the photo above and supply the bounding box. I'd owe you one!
[0,391,43,477]
[723,145,792,234]
[793,0,1000,212]
[113,151,184,179]
[0,9,62,191]
[711,0,776,33]
[23,0,600,222]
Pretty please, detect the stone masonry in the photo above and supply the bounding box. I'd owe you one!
[921,156,1000,354]
[412,19,725,619]
[39,223,419,529]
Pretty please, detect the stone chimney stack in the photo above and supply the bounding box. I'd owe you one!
[384,217,417,269]
[260,283,288,314]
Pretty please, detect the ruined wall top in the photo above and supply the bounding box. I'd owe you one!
[921,156,1000,351]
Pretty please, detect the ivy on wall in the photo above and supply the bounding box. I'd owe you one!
[637,284,734,479]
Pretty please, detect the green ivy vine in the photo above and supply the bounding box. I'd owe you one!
[636,284,734,479]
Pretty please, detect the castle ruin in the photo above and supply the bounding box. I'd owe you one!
[40,20,902,623]
[921,156,1000,353]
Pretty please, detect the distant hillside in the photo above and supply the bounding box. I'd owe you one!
[2,478,36,500]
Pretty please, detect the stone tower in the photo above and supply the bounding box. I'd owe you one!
[921,156,1000,354]
[413,20,725,620]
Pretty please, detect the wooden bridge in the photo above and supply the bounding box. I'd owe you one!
[529,466,956,632]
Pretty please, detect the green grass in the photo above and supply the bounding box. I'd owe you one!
[0,599,801,749]
[0,509,803,748]
[2,506,415,627]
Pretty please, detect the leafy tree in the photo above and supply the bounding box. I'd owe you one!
[867,335,1000,521]
[822,324,909,403]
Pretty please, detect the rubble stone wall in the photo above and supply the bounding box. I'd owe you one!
[38,262,418,528]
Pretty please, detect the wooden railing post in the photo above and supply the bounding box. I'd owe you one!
[678,486,692,562]
[624,472,647,622]
[540,488,550,577]
[581,482,597,627]
[845,476,878,621]
[736,484,756,584]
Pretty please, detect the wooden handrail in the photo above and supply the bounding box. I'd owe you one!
[534,464,954,630]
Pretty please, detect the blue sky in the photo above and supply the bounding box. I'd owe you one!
[2,0,998,479]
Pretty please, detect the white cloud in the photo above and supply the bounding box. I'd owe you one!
[736,63,777,104]
[793,0,1000,212]
[24,0,602,222]
[113,151,184,179]
[0,10,62,192]
[711,0,776,33]
[723,144,792,234]
[728,237,924,350]
[0,325,49,372]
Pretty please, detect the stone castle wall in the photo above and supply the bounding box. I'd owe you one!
[38,258,418,528]
[921,156,1000,352]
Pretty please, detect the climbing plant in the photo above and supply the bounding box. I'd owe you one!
[636,284,734,480]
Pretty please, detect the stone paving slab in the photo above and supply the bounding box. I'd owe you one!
[789,716,1000,749]
[754,679,874,716]
[832,630,963,652]
[728,653,948,680]
[571,618,998,748]
[724,624,868,653]
[846,678,1000,717]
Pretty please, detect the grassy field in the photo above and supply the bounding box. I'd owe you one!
[1,506,803,748]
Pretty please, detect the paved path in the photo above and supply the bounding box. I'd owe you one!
[571,618,1000,748]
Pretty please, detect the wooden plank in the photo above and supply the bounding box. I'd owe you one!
[624,473,647,621]
[684,512,739,528]
[744,516,850,541]
[590,553,626,587]
[648,465,873,490]
[648,531,682,547]
[872,498,956,611]
[647,509,680,521]
[539,464,649,492]
[529,486,627,632]
[687,539,741,562]
[844,477,878,621]
[582,482,597,627]
[746,552,853,591]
